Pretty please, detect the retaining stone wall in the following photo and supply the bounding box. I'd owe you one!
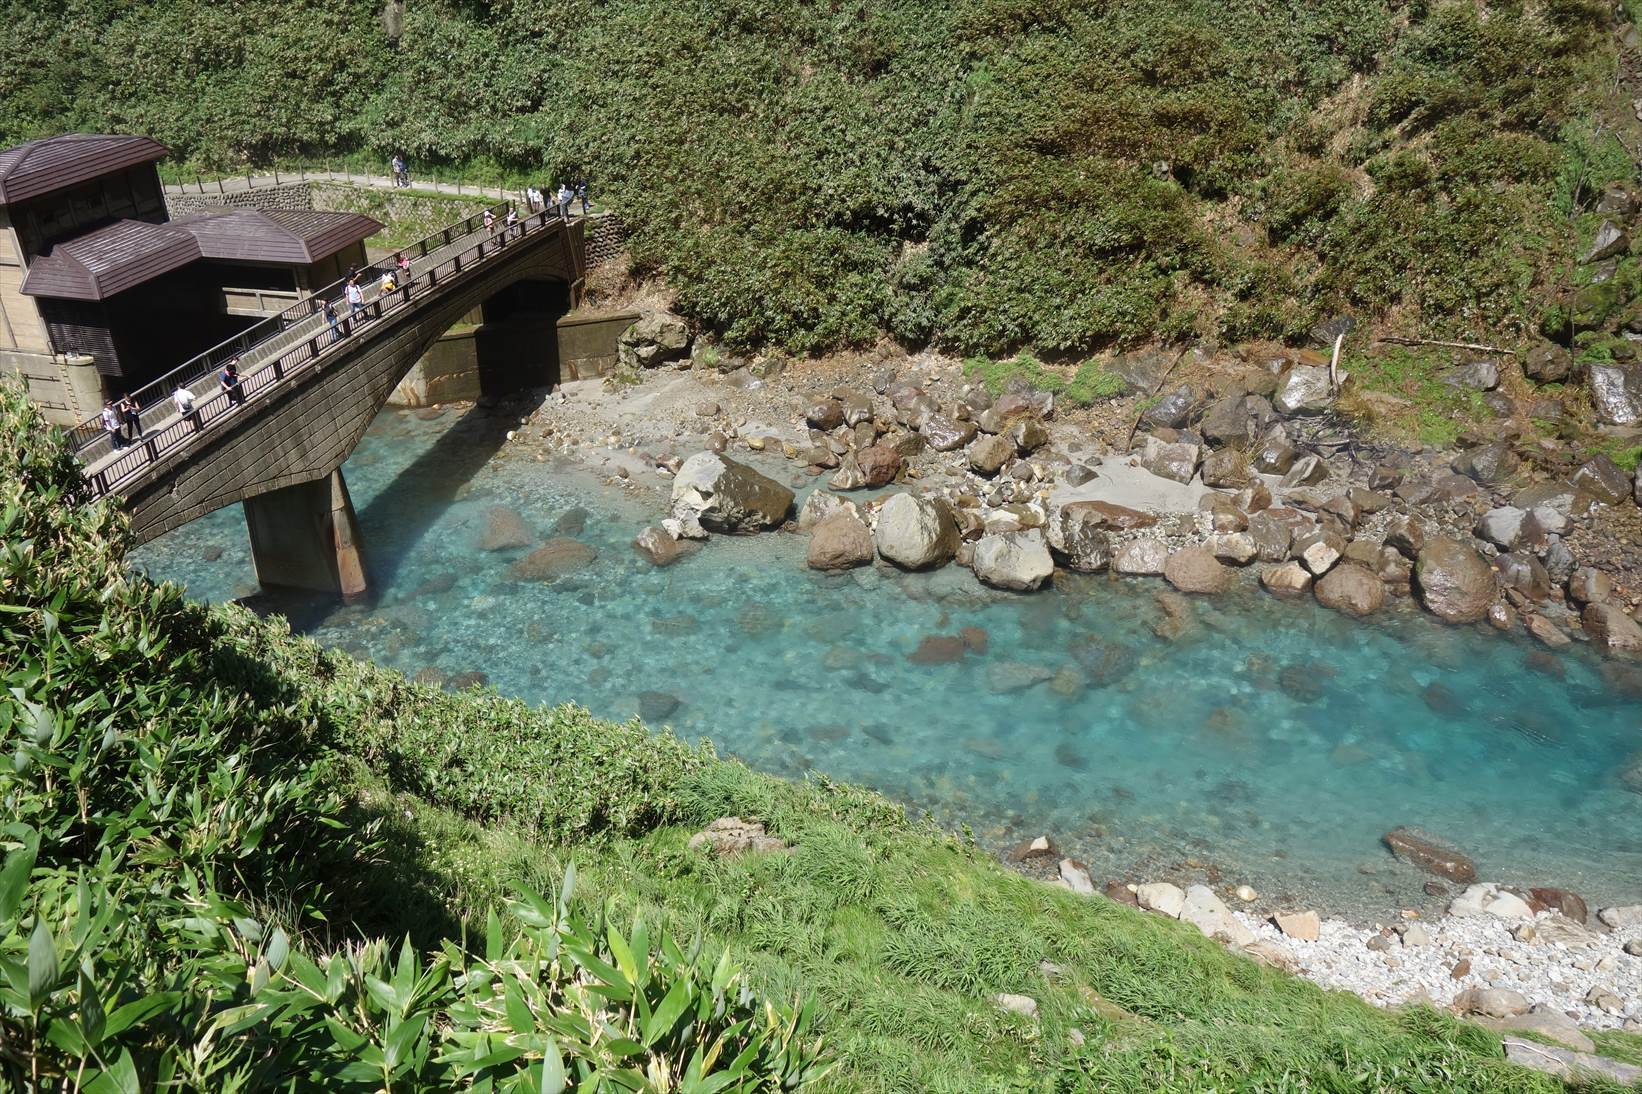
[166,183,314,216]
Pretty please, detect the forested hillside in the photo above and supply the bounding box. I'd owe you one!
[1,0,1633,354]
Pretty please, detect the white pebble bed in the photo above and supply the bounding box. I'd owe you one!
[1234,908,1642,1030]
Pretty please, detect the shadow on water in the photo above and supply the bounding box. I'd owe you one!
[244,395,542,632]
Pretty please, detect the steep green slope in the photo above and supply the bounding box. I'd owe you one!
[0,0,1628,356]
[6,384,1637,1088]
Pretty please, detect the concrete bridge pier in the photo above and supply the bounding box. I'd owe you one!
[243,469,368,599]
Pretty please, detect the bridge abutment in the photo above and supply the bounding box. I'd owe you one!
[243,468,368,599]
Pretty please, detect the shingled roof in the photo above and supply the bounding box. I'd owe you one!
[169,208,383,264]
[0,134,168,205]
[19,220,200,301]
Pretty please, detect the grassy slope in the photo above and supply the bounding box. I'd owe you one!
[0,0,1630,356]
[216,604,1641,1092]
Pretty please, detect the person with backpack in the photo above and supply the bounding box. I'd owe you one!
[118,393,142,442]
[345,276,365,321]
[173,383,198,429]
[575,179,589,215]
[220,357,244,406]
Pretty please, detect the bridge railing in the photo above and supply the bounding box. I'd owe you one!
[79,204,573,498]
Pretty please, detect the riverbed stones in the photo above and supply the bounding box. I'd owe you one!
[1058,858,1095,894]
[478,505,534,551]
[1571,454,1633,505]
[1164,546,1233,594]
[1201,448,1249,488]
[618,311,691,369]
[1449,883,1533,920]
[1295,530,1345,575]
[1415,538,1496,624]
[1274,365,1335,416]
[1476,506,1526,549]
[805,398,844,430]
[921,414,976,451]
[1383,827,1478,883]
[969,433,1015,476]
[1454,986,1529,1019]
[1139,436,1202,483]
[807,511,875,571]
[671,452,794,533]
[1582,603,1642,657]
[1281,455,1329,488]
[1451,441,1519,485]
[1180,885,1256,946]
[1273,911,1321,941]
[1248,510,1295,562]
[1136,882,1186,918]
[874,492,960,570]
[857,443,903,488]
[1261,561,1313,598]
[1504,1038,1642,1085]
[638,690,681,721]
[1252,436,1300,475]
[797,490,855,531]
[1212,532,1259,566]
[1314,563,1385,616]
[908,634,966,665]
[1482,1009,1596,1054]
[508,537,597,581]
[1567,567,1614,606]
[1114,538,1169,575]
[633,525,691,567]
[973,530,1055,591]
[1589,363,1642,425]
[1046,503,1114,571]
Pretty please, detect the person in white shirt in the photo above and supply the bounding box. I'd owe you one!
[173,384,195,416]
[101,400,125,449]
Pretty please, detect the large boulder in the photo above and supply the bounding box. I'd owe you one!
[1523,343,1573,384]
[1314,563,1385,616]
[671,453,794,533]
[1260,561,1313,598]
[921,414,977,452]
[1138,435,1202,484]
[874,493,960,570]
[1179,885,1256,946]
[1571,454,1633,505]
[1046,503,1114,572]
[1113,538,1169,575]
[617,311,690,369]
[1163,546,1233,594]
[1583,603,1642,658]
[972,530,1055,591]
[1589,363,1642,425]
[1583,218,1630,263]
[1274,365,1335,416]
[797,490,857,531]
[807,511,875,571]
[969,434,1016,476]
[1414,538,1496,624]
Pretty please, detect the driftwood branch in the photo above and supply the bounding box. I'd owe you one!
[1376,336,1515,355]
[1328,331,1345,394]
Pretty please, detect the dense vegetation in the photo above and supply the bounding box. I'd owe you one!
[2,0,1633,356]
[7,384,1641,1089]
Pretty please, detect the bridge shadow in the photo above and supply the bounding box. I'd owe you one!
[249,392,543,632]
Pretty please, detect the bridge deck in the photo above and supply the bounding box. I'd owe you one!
[80,207,580,498]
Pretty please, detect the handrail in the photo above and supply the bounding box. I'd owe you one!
[67,200,521,458]
[79,205,574,498]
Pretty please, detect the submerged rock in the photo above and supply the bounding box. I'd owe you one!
[671,452,794,533]
[1583,603,1642,657]
[478,505,533,551]
[1046,503,1115,572]
[1382,826,1478,883]
[508,537,596,581]
[633,525,692,567]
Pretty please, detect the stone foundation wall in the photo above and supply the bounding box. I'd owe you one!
[3,350,103,425]
[557,310,639,380]
[166,182,314,216]
[585,215,626,266]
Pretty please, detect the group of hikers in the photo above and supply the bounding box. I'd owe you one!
[525,180,588,218]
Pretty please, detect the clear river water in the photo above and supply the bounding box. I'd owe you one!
[131,405,1642,921]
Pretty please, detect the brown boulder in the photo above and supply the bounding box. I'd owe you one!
[1314,563,1386,616]
[1164,546,1234,594]
[479,505,534,551]
[1583,603,1642,657]
[1383,827,1478,883]
[807,511,875,571]
[857,443,904,488]
[508,538,596,581]
[1414,538,1496,624]
[908,634,967,665]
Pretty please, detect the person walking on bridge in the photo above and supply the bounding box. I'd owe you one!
[101,400,126,450]
[173,383,198,430]
[504,206,519,239]
[321,297,340,343]
[484,208,496,237]
[556,183,573,219]
[345,276,365,322]
[395,251,413,302]
[220,356,244,406]
[575,178,588,215]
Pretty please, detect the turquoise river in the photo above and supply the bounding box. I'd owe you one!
[130,405,1642,921]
